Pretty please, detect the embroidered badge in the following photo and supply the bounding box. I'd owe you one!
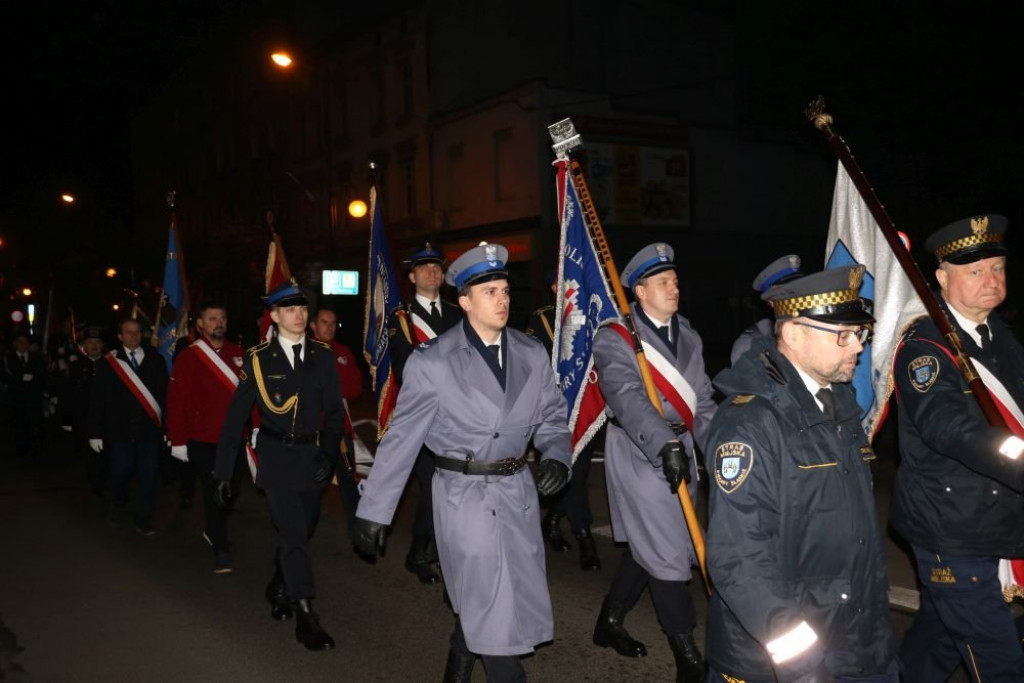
[714,442,754,494]
[731,394,755,406]
[930,566,956,584]
[273,391,282,405]
[908,355,939,392]
[860,446,876,461]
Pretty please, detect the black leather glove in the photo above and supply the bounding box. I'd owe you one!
[659,441,691,493]
[213,480,234,510]
[536,459,570,497]
[313,450,336,484]
[350,516,387,560]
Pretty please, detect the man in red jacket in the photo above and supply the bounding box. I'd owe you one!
[310,307,363,525]
[167,302,245,573]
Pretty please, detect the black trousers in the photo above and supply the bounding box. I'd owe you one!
[187,441,230,554]
[335,434,361,528]
[9,403,42,457]
[409,446,436,552]
[547,441,595,532]
[76,436,107,495]
[607,547,696,635]
[263,485,324,600]
[450,616,525,683]
[900,546,1024,682]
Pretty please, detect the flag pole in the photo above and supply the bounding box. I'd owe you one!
[548,119,710,593]
[805,97,1006,429]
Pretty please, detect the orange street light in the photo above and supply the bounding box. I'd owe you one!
[105,267,118,278]
[112,303,120,311]
[61,193,75,204]
[21,287,32,296]
[270,51,294,68]
[348,199,368,218]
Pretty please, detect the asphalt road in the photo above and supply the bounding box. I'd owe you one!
[0,419,967,682]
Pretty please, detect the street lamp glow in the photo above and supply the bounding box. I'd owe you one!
[20,288,32,296]
[270,52,294,68]
[61,193,75,204]
[348,200,368,218]
[105,267,118,278]
[112,303,120,311]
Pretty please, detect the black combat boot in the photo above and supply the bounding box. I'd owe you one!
[592,598,647,657]
[575,528,601,571]
[294,598,335,651]
[542,510,571,552]
[667,632,706,683]
[441,648,476,683]
[405,539,441,585]
[264,572,293,621]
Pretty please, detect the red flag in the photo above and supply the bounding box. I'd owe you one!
[260,232,292,341]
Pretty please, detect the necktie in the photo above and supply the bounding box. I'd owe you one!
[656,324,673,348]
[292,343,303,372]
[430,301,442,328]
[128,350,139,371]
[816,388,836,421]
[486,344,501,368]
[977,324,992,353]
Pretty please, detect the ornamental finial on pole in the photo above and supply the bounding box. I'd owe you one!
[548,118,582,159]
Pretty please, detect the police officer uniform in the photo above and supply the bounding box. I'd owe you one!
[62,327,105,493]
[214,279,343,651]
[352,243,571,683]
[388,243,463,585]
[892,215,1024,682]
[706,266,897,682]
[729,254,802,365]
[590,243,717,683]
[2,333,49,458]
[525,269,601,571]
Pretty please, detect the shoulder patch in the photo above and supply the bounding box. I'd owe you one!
[907,355,939,392]
[714,442,754,494]
[730,394,755,406]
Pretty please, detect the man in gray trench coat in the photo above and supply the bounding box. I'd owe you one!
[590,242,717,683]
[352,242,572,683]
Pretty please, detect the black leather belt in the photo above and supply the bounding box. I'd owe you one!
[434,454,527,476]
[260,427,320,446]
[608,417,688,436]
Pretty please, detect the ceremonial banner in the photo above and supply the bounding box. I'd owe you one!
[362,187,402,438]
[551,159,620,459]
[825,163,925,436]
[155,224,189,371]
[260,232,292,341]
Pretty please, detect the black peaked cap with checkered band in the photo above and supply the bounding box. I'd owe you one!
[762,265,874,325]
[925,214,1008,265]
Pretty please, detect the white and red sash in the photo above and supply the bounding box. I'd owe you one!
[191,339,240,394]
[105,353,161,426]
[408,311,437,344]
[608,322,697,430]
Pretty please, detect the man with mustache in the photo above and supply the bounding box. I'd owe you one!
[705,265,897,682]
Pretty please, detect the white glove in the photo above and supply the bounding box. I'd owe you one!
[999,435,1024,460]
[250,428,260,449]
[88,439,104,453]
[170,445,189,462]
[61,425,72,433]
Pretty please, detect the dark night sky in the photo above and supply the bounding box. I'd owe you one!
[2,0,1022,328]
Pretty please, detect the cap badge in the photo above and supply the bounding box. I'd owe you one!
[970,216,989,235]
[655,243,667,257]
[485,244,497,262]
[788,255,799,268]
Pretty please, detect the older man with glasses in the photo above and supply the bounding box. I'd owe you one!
[705,265,897,683]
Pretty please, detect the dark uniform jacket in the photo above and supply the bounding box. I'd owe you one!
[706,340,895,681]
[62,356,102,435]
[2,350,49,403]
[389,298,461,382]
[891,306,1024,558]
[524,305,555,356]
[88,348,168,442]
[214,337,343,491]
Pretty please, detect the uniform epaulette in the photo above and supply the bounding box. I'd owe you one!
[414,337,440,352]
[246,339,273,355]
[311,338,331,349]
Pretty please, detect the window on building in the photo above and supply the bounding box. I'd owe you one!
[494,128,513,200]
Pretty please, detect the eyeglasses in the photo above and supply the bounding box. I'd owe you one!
[791,321,872,347]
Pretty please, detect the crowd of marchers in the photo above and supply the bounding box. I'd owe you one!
[2,214,1023,683]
